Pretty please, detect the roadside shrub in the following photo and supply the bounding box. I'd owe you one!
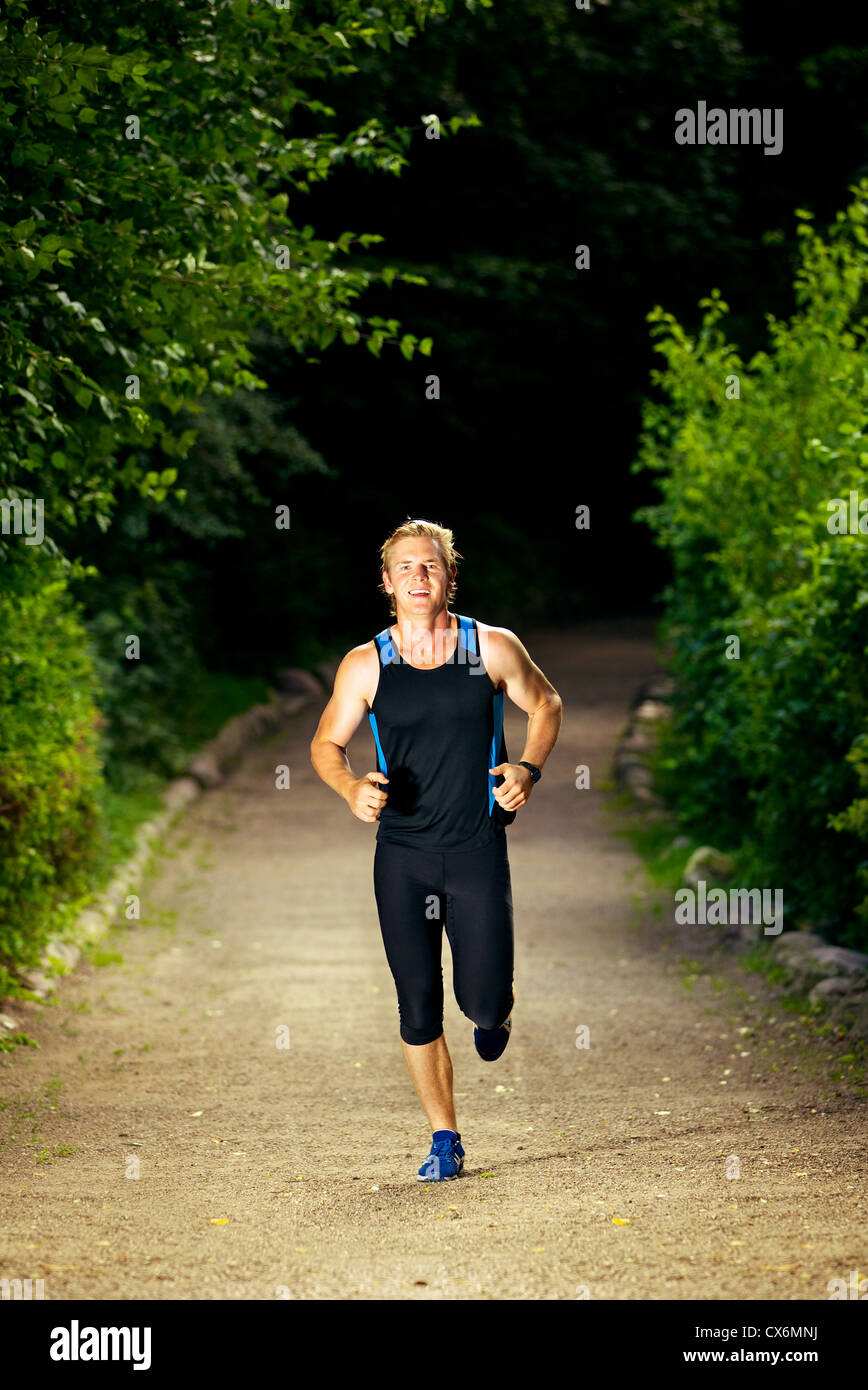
[635,180,868,947]
[0,550,103,966]
[85,565,205,784]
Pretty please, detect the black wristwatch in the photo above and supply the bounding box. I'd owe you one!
[519,760,541,783]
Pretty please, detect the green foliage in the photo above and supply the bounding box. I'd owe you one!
[86,566,206,779]
[0,0,484,975]
[0,549,103,966]
[0,1031,39,1053]
[0,0,479,550]
[634,180,868,946]
[76,378,343,684]
[828,731,868,930]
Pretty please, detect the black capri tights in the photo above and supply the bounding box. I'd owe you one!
[372,834,515,1046]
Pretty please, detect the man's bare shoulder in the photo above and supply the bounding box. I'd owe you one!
[475,620,520,643]
[474,621,525,687]
[335,639,381,707]
[474,621,525,655]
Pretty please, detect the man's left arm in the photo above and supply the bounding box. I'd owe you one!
[486,628,563,812]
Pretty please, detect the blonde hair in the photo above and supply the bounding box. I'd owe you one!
[378,517,462,617]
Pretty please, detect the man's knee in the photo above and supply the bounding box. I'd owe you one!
[460,989,513,1032]
[399,1018,444,1046]
[391,969,443,1045]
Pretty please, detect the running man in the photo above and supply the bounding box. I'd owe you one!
[310,519,563,1181]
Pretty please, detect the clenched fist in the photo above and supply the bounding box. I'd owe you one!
[345,771,389,823]
[489,761,534,811]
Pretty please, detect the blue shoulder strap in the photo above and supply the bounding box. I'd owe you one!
[372,626,396,665]
[488,688,505,815]
[368,627,392,775]
[456,613,477,656]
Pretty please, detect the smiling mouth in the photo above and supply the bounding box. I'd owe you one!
[409,589,430,596]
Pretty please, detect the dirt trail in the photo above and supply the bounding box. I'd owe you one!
[1,619,864,1300]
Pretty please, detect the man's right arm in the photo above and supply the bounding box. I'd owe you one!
[309,645,389,823]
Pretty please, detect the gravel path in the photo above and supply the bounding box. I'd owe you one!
[1,618,864,1300]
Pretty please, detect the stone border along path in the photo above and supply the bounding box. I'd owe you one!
[614,677,868,1041]
[1,673,325,1014]
[0,618,864,1300]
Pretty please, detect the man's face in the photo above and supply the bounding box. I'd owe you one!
[383,537,452,621]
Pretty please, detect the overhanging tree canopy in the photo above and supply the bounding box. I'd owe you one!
[0,0,483,546]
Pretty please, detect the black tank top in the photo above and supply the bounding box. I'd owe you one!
[367,613,515,851]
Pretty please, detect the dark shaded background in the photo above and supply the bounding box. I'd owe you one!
[83,0,868,672]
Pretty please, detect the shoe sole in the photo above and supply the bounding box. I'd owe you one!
[474,1019,511,1061]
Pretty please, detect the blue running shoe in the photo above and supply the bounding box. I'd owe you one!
[474,1017,511,1061]
[417,1130,465,1182]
